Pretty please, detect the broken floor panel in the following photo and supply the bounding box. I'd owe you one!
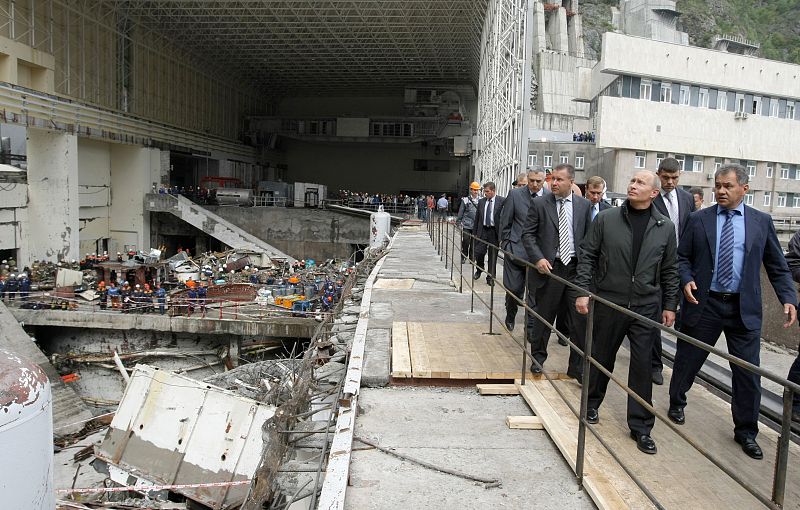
[94,364,276,509]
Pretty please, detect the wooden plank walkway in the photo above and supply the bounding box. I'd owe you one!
[391,321,524,380]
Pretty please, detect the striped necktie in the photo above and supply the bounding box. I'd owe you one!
[558,198,573,265]
[716,209,736,290]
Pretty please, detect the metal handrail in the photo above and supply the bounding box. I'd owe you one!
[427,216,797,509]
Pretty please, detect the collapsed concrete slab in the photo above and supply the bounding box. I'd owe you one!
[94,364,276,509]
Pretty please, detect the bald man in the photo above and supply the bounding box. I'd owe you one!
[575,170,680,455]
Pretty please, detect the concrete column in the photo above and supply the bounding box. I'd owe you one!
[159,150,170,187]
[547,8,569,53]
[568,13,586,58]
[26,129,79,264]
[110,145,161,254]
[532,1,546,54]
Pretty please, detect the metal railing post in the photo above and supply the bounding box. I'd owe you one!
[488,268,495,334]
[450,222,455,282]
[771,386,793,506]
[470,238,476,313]
[576,298,595,487]
[521,265,529,385]
[445,219,450,267]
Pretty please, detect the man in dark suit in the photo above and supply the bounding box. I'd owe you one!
[500,167,550,331]
[650,158,696,385]
[585,175,611,221]
[668,163,797,460]
[783,229,800,423]
[523,164,592,380]
[473,181,504,286]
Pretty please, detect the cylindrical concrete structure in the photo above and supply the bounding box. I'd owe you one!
[370,207,391,249]
[0,348,55,510]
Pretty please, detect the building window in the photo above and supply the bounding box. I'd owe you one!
[796,168,800,181]
[679,85,690,105]
[788,102,796,120]
[528,154,537,166]
[781,166,789,179]
[717,91,727,110]
[560,152,570,164]
[766,164,774,178]
[778,193,787,207]
[747,161,756,177]
[692,159,704,173]
[737,96,746,113]
[744,192,754,206]
[794,195,800,208]
[634,151,646,168]
[543,152,553,169]
[575,153,585,169]
[640,79,651,100]
[770,98,779,118]
[764,192,772,206]
[660,83,672,103]
[656,153,666,168]
[715,158,724,171]
[699,88,709,108]
[752,96,762,115]
[675,154,686,171]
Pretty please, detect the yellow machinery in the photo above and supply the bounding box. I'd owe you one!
[275,294,304,309]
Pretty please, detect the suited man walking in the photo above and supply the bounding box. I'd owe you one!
[500,167,550,331]
[473,182,504,286]
[650,158,696,385]
[523,164,592,379]
[668,164,797,460]
[585,176,611,221]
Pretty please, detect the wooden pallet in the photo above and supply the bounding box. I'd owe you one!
[391,321,524,380]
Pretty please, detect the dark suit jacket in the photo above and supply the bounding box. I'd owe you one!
[599,200,612,212]
[500,186,551,259]
[474,195,505,240]
[522,193,592,288]
[678,204,797,330]
[653,188,696,239]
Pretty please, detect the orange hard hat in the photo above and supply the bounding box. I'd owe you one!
[288,276,300,284]
[98,281,105,287]
[469,181,481,190]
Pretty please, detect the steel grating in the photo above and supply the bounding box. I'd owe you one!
[101,0,490,96]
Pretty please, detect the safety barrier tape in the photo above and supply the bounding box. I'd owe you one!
[56,479,251,494]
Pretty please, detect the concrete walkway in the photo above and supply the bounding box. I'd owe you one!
[350,225,593,509]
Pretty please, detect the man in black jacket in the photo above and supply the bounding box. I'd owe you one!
[770,229,800,423]
[473,182,504,286]
[575,170,680,455]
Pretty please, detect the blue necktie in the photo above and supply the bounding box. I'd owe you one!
[717,210,736,290]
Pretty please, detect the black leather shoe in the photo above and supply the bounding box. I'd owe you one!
[586,408,599,424]
[652,371,664,386]
[473,270,481,280]
[735,436,763,460]
[530,363,542,374]
[557,337,568,346]
[630,432,657,454]
[667,406,685,425]
[486,276,494,287]
[504,318,515,332]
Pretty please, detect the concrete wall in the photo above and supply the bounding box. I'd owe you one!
[535,52,593,120]
[205,206,371,260]
[25,129,78,264]
[110,146,160,254]
[596,96,800,166]
[278,96,406,117]
[283,138,467,195]
[597,33,800,100]
[78,139,112,256]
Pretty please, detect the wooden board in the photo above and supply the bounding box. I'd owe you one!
[476,383,520,395]
[391,321,526,380]
[391,322,412,378]
[506,415,543,430]
[516,380,645,510]
[373,278,415,289]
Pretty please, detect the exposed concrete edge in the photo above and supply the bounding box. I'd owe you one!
[317,239,392,510]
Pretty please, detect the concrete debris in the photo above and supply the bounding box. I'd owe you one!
[204,359,303,405]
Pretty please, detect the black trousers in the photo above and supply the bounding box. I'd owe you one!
[529,260,586,376]
[503,253,535,324]
[669,293,762,440]
[473,228,498,278]
[651,302,681,372]
[460,229,475,262]
[789,352,800,412]
[587,301,659,436]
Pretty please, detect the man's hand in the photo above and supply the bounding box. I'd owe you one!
[783,303,797,328]
[683,281,699,304]
[576,296,589,315]
[535,258,552,274]
[662,310,676,328]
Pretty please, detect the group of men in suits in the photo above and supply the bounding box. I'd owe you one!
[462,157,799,459]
